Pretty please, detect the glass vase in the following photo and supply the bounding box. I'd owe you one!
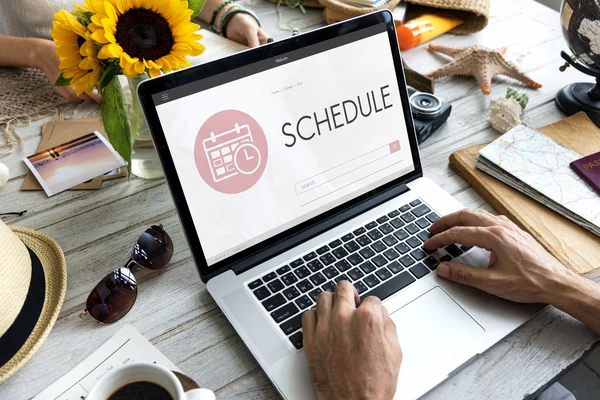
[127,74,164,179]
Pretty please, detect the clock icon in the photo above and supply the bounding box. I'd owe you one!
[234,143,262,175]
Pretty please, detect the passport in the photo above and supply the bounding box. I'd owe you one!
[570,151,600,195]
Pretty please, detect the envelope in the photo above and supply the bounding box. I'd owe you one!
[21,117,126,191]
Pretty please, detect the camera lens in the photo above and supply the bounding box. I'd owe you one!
[410,92,442,117]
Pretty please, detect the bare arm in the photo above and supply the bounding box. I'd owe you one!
[0,34,100,102]
[0,34,48,69]
[548,272,600,335]
[196,0,268,47]
[197,0,221,23]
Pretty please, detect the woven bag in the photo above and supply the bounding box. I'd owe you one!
[272,0,491,34]
[321,0,404,23]
[402,0,490,34]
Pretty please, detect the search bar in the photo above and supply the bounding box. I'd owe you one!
[295,140,401,196]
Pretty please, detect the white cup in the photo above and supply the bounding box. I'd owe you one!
[86,363,216,400]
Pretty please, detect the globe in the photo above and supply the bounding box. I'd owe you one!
[560,0,600,68]
[556,0,600,127]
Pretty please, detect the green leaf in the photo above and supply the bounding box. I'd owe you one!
[102,76,133,177]
[74,10,94,27]
[98,63,122,92]
[54,72,72,87]
[187,0,205,19]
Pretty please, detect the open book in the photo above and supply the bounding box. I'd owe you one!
[475,124,600,237]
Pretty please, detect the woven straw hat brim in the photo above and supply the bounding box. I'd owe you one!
[0,227,67,384]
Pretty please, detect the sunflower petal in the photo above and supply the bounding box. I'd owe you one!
[134,61,146,75]
[59,58,80,69]
[173,23,200,39]
[122,62,139,78]
[148,68,161,78]
[91,29,109,43]
[79,57,93,70]
[104,2,118,25]
[146,59,162,69]
[115,0,132,14]
[102,18,117,37]
[98,45,113,59]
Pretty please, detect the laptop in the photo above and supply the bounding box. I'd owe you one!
[138,10,543,399]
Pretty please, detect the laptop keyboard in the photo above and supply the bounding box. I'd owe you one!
[246,199,472,350]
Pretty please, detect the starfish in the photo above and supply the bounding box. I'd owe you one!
[427,44,542,95]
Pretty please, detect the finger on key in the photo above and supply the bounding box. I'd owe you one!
[429,209,506,235]
[333,280,359,312]
[425,226,498,252]
[316,291,333,325]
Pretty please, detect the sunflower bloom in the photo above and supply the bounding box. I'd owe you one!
[88,0,205,78]
[50,10,102,94]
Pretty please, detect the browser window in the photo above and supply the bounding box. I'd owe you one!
[155,26,415,266]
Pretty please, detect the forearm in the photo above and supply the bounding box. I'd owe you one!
[196,0,222,25]
[0,34,49,69]
[545,271,600,336]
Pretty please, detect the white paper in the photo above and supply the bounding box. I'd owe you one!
[392,4,408,23]
[34,325,178,400]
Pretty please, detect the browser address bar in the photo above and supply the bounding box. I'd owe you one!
[295,140,401,196]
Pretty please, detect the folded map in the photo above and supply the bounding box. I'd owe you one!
[475,124,600,237]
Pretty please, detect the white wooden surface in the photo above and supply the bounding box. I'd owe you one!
[1,0,599,398]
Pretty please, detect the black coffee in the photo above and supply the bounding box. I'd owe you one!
[107,381,174,400]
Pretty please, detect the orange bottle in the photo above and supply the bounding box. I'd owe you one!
[396,13,464,51]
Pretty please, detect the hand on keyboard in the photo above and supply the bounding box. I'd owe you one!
[424,209,574,304]
[302,281,402,400]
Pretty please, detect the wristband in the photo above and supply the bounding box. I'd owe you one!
[214,3,240,33]
[210,0,234,29]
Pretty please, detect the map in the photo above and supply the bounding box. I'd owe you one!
[476,124,600,237]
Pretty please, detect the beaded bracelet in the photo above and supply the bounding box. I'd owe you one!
[220,8,262,38]
[210,0,234,29]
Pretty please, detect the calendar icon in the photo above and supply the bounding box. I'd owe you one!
[195,110,267,194]
[202,123,262,183]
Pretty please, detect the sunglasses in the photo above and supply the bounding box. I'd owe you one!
[81,225,174,324]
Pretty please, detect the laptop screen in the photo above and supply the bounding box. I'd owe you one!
[154,24,415,266]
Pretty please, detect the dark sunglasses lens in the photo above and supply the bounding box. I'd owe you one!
[86,267,137,324]
[133,225,173,270]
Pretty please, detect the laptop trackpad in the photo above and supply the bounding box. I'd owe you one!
[391,287,484,375]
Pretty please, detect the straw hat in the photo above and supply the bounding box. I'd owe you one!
[0,219,67,383]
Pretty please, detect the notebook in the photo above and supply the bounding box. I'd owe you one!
[449,113,600,274]
[476,124,600,237]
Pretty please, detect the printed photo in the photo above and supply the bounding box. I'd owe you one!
[23,131,126,196]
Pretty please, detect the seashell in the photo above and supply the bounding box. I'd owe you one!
[490,97,522,133]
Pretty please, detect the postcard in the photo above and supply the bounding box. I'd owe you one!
[23,131,126,197]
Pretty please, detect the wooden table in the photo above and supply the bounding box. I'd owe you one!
[1,0,599,398]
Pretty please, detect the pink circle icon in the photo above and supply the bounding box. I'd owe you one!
[194,110,268,194]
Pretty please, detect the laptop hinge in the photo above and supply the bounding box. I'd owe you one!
[230,183,411,276]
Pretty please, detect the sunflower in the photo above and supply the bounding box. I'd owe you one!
[88,0,205,78]
[50,10,102,94]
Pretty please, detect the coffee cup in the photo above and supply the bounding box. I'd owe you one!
[86,362,216,400]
